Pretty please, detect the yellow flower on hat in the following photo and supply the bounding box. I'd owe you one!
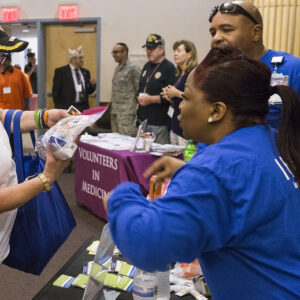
[147,34,157,42]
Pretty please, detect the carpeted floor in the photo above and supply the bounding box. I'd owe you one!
[0,170,106,300]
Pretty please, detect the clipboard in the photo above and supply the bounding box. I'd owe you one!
[130,119,148,152]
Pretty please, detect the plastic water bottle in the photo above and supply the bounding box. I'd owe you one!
[133,268,158,300]
[156,268,170,300]
[133,267,170,300]
[184,140,196,162]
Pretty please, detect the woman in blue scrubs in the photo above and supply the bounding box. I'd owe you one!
[105,46,300,300]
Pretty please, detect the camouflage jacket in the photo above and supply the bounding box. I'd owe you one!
[111,59,141,115]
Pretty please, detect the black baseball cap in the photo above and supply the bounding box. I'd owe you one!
[142,34,165,49]
[0,27,29,53]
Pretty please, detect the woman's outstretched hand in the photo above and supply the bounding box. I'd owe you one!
[143,156,185,182]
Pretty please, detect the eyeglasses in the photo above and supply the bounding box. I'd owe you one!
[111,50,124,55]
[209,2,258,25]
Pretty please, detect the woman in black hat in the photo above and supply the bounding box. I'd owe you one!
[0,28,71,264]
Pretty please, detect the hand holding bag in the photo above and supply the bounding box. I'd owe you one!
[3,110,76,275]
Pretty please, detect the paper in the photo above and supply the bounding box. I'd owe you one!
[53,274,75,288]
[103,290,121,300]
[67,105,81,115]
[118,262,136,277]
[72,273,89,289]
[116,276,133,291]
[80,132,184,156]
[87,240,100,255]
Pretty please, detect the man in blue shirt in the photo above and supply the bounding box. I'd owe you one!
[208,1,300,129]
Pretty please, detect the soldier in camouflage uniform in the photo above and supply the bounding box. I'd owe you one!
[111,43,141,137]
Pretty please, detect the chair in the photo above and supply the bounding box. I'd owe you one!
[86,103,112,135]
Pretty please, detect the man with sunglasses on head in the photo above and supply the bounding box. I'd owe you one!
[209,1,300,130]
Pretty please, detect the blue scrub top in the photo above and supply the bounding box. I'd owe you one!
[108,125,300,299]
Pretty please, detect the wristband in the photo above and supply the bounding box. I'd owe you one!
[39,109,44,129]
[38,173,52,192]
[34,109,41,128]
[40,108,48,129]
[43,110,48,127]
[11,110,20,124]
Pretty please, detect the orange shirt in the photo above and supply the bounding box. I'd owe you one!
[24,73,33,95]
[0,67,32,110]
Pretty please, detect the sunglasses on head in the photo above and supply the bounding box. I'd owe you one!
[209,2,258,25]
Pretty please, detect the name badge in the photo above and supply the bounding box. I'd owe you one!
[3,87,11,94]
[79,92,85,101]
[167,106,174,118]
[271,72,289,86]
[271,56,284,64]
[139,92,148,98]
[75,84,82,92]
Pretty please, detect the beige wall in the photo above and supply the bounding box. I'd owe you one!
[250,0,300,57]
[9,0,222,103]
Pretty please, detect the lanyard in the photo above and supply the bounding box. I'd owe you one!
[143,62,161,93]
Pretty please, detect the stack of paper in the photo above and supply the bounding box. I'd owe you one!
[80,133,184,156]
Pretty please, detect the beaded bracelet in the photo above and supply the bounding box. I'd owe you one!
[38,173,52,192]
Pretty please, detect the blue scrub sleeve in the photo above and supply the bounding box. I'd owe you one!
[108,165,237,272]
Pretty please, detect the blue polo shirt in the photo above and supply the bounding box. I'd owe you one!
[261,49,300,130]
[108,125,300,299]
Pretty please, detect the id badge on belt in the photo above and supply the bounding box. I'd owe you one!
[167,106,174,118]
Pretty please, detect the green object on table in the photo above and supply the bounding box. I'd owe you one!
[72,274,89,289]
[104,273,119,288]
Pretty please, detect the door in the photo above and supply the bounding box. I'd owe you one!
[45,22,97,108]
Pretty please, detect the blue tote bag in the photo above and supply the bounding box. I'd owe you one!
[3,110,76,275]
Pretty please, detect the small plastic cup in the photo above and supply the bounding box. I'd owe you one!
[143,139,153,152]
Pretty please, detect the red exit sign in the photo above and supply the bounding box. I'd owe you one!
[1,7,20,22]
[59,5,78,20]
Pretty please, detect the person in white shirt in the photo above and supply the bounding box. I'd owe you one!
[0,27,71,263]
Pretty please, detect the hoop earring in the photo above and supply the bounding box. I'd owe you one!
[208,116,213,123]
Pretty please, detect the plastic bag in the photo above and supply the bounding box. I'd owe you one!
[36,105,109,160]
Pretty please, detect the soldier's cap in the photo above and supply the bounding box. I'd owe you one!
[142,34,165,49]
[0,26,29,53]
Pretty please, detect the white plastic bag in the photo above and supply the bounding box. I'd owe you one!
[36,105,109,160]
